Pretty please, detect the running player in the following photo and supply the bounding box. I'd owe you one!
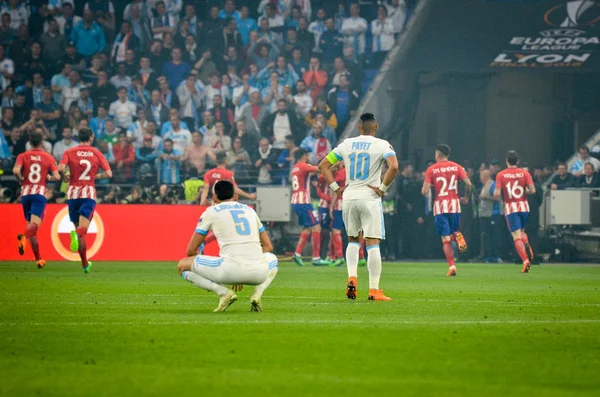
[13,130,60,268]
[291,149,331,267]
[494,150,536,273]
[177,180,279,312]
[319,113,399,301]
[328,163,346,267]
[421,144,472,277]
[58,128,112,273]
[199,152,256,206]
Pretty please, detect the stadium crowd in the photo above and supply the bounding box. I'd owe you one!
[0,0,412,193]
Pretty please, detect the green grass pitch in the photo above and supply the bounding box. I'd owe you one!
[0,261,599,397]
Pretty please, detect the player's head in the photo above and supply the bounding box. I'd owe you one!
[506,150,519,167]
[28,130,43,149]
[294,148,309,163]
[78,127,94,145]
[435,144,451,162]
[216,151,227,166]
[357,113,378,136]
[213,180,237,203]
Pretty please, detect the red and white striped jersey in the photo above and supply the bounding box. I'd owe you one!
[316,175,330,209]
[332,167,346,211]
[60,145,111,200]
[291,161,317,204]
[495,167,533,216]
[424,160,468,216]
[15,149,57,197]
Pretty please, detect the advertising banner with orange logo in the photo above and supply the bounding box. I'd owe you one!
[0,205,218,261]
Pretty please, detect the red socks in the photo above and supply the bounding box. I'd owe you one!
[443,241,455,267]
[76,226,88,266]
[521,232,529,245]
[311,231,321,259]
[295,231,310,256]
[25,224,40,261]
[333,232,343,259]
[514,238,529,263]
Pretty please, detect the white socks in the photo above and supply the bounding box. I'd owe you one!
[253,267,278,298]
[182,271,228,296]
[346,242,360,278]
[367,245,382,290]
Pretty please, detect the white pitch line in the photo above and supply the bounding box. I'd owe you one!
[0,319,599,327]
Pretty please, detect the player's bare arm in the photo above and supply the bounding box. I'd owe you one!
[12,164,23,182]
[186,231,206,257]
[421,181,431,197]
[234,186,256,201]
[95,169,113,180]
[369,155,399,197]
[526,183,536,195]
[47,170,61,182]
[259,230,273,253]
[319,156,344,195]
[460,177,472,204]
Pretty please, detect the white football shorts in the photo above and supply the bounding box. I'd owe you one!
[342,199,385,240]
[192,252,278,285]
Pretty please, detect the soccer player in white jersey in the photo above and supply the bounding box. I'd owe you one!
[177,181,279,312]
[319,113,398,301]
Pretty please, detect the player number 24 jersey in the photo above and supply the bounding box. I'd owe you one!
[424,161,467,216]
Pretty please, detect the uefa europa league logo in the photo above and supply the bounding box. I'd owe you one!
[561,0,597,27]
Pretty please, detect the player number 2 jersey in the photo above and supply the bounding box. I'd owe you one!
[15,149,58,197]
[328,135,395,201]
[196,202,265,264]
[291,162,317,204]
[60,145,111,200]
[495,168,533,215]
[424,161,467,216]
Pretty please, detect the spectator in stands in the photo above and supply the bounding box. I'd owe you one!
[123,0,152,50]
[293,79,313,118]
[158,77,180,110]
[142,120,162,150]
[239,91,266,135]
[308,7,327,53]
[570,145,600,176]
[576,163,600,188]
[253,136,277,185]
[194,48,218,85]
[342,46,363,92]
[248,39,279,71]
[296,17,314,52]
[204,72,228,111]
[61,42,86,71]
[71,8,107,58]
[7,128,25,157]
[306,95,338,130]
[111,21,139,65]
[211,95,234,133]
[282,27,309,61]
[372,6,396,67]
[261,71,284,112]
[163,114,192,154]
[52,127,77,161]
[110,63,132,90]
[341,3,367,58]
[77,86,94,119]
[289,48,308,77]
[85,0,116,36]
[227,135,251,173]
[183,130,216,175]
[176,73,203,129]
[61,70,82,112]
[139,56,159,93]
[101,118,121,148]
[136,135,158,168]
[113,131,136,182]
[48,2,81,38]
[163,47,190,91]
[0,13,16,46]
[36,87,62,138]
[2,85,15,107]
[40,18,66,74]
[25,127,53,153]
[205,121,231,153]
[128,75,150,109]
[1,107,16,132]
[220,0,241,20]
[127,108,148,147]
[300,121,331,164]
[179,3,199,37]
[276,134,297,184]
[550,162,576,190]
[14,93,30,125]
[327,74,359,133]
[261,99,304,149]
[233,120,258,158]
[386,0,408,33]
[9,23,32,69]
[91,71,116,108]
[145,89,170,129]
[232,71,258,118]
[0,43,14,88]
[319,17,343,70]
[82,54,102,84]
[161,108,189,136]
[158,138,182,184]
[109,87,137,129]
[90,105,108,138]
[151,0,176,41]
[64,106,84,138]
[237,5,257,45]
[259,55,300,88]
[216,17,242,56]
[201,6,223,49]
[261,3,284,45]
[329,57,352,88]
[0,129,12,170]
[303,56,328,102]
[313,113,336,144]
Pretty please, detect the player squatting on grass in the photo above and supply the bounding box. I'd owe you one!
[319,113,399,302]
[177,180,278,313]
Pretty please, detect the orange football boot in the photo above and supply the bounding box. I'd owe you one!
[36,260,46,269]
[454,232,467,253]
[368,289,392,301]
[346,277,358,300]
[447,265,457,277]
[17,234,26,255]
[524,242,534,262]
[521,261,531,273]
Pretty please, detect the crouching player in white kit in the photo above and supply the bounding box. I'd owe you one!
[177,180,279,312]
[319,113,399,301]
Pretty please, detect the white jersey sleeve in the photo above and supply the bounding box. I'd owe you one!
[330,136,396,201]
